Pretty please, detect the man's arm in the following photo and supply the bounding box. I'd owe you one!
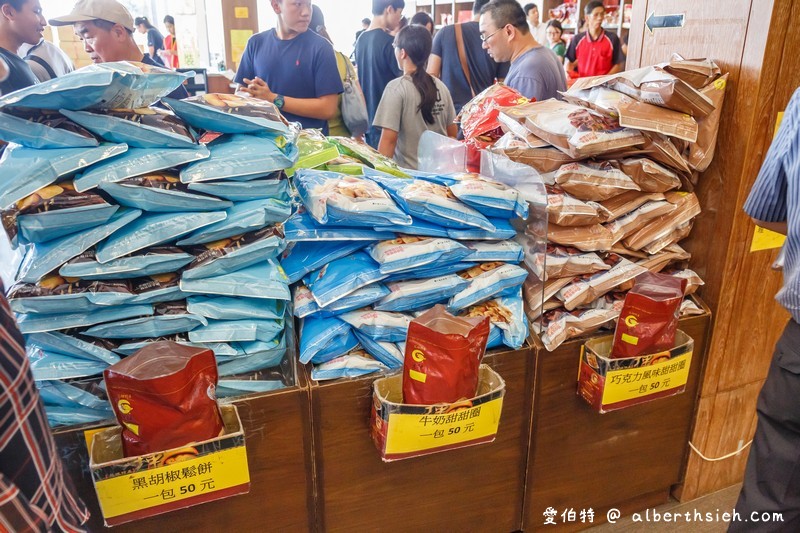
[378,128,398,159]
[564,34,579,75]
[239,77,339,119]
[753,219,788,236]
[607,63,623,75]
[447,123,458,138]
[427,54,442,78]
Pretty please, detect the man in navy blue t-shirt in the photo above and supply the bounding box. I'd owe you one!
[354,0,405,148]
[235,0,343,133]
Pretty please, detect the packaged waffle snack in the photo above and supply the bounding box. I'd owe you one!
[448,174,529,219]
[295,170,412,227]
[605,199,677,244]
[60,247,193,281]
[365,172,495,231]
[618,158,681,193]
[16,304,153,334]
[557,253,648,310]
[374,275,469,312]
[546,184,605,227]
[179,134,296,183]
[403,305,489,404]
[299,316,356,364]
[0,143,127,209]
[596,190,666,222]
[180,261,290,301]
[187,318,283,344]
[520,100,646,159]
[186,296,285,321]
[328,136,410,178]
[163,93,289,135]
[449,262,528,312]
[523,274,574,320]
[104,341,224,457]
[623,192,701,251]
[84,301,207,339]
[554,161,640,202]
[8,275,134,314]
[543,222,614,252]
[0,109,98,149]
[187,172,289,202]
[182,226,284,281]
[490,129,578,176]
[129,272,185,305]
[0,61,190,111]
[367,237,470,274]
[16,208,141,284]
[281,240,370,284]
[534,307,619,352]
[27,331,120,365]
[339,309,412,343]
[611,272,686,358]
[282,209,396,242]
[3,181,117,244]
[462,290,527,349]
[311,350,387,381]
[99,173,230,212]
[524,242,610,281]
[463,240,524,263]
[662,57,722,90]
[689,74,729,172]
[177,198,290,246]
[304,251,386,308]
[353,331,404,369]
[60,107,196,149]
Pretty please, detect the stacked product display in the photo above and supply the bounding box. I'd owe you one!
[486,57,727,350]
[0,63,297,425]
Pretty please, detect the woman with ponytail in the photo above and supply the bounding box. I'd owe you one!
[374,24,457,169]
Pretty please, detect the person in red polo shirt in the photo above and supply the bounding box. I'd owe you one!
[564,0,624,79]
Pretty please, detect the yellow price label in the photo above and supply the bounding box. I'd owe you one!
[601,351,692,406]
[234,6,249,18]
[751,225,786,252]
[95,446,249,519]
[384,398,503,455]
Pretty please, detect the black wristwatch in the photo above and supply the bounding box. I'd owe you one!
[274,94,285,109]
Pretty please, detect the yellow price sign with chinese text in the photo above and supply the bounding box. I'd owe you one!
[384,398,503,455]
[94,446,249,519]
[601,351,692,406]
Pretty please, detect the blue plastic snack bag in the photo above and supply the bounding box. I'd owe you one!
[310,350,386,381]
[446,217,517,241]
[25,331,120,365]
[216,379,286,397]
[352,331,403,368]
[59,247,193,280]
[486,325,504,349]
[182,226,284,280]
[186,296,285,321]
[294,169,411,227]
[448,174,529,219]
[28,348,112,381]
[462,241,525,263]
[187,318,283,343]
[0,142,127,209]
[180,261,290,300]
[365,172,495,231]
[74,145,210,192]
[8,275,135,314]
[461,290,528,349]
[179,134,297,183]
[162,93,290,135]
[177,198,290,245]
[187,172,290,202]
[338,309,411,343]
[448,262,528,312]
[83,301,207,338]
[280,239,370,284]
[0,61,190,110]
[3,181,118,244]
[385,261,475,282]
[293,285,319,319]
[16,208,141,284]
[37,380,113,426]
[373,216,450,238]
[304,251,386,307]
[99,173,231,212]
[16,304,153,334]
[282,209,396,242]
[217,335,288,376]
[95,210,226,263]
[367,236,470,274]
[60,108,196,149]
[128,273,186,304]
[313,284,390,316]
[299,316,355,364]
[0,110,98,149]
[373,275,469,312]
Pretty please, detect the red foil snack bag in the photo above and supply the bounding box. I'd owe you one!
[104,341,224,457]
[611,272,687,359]
[403,305,490,405]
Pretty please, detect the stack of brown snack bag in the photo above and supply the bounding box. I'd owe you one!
[495,56,726,350]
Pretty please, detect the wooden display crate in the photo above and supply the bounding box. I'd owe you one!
[310,345,534,532]
[523,300,712,531]
[54,359,315,532]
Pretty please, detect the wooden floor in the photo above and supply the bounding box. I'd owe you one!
[589,484,742,532]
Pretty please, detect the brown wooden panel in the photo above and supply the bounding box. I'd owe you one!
[55,381,315,532]
[221,0,258,72]
[524,312,710,531]
[673,379,762,502]
[312,347,534,532]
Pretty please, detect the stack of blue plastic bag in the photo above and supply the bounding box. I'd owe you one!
[284,167,530,381]
[0,64,299,425]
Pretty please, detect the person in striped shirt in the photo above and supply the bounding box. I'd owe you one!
[731,87,800,531]
[0,285,89,531]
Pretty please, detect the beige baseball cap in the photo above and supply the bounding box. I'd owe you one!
[49,0,135,32]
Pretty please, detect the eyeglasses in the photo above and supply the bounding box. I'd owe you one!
[480,26,505,42]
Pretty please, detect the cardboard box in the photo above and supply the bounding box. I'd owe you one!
[370,364,506,462]
[89,404,250,527]
[578,330,694,413]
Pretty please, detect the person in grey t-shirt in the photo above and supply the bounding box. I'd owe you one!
[374,25,457,169]
[479,0,566,101]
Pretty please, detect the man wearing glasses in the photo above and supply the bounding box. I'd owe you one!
[235,0,343,133]
[479,0,565,102]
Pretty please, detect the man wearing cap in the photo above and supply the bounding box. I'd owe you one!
[50,0,187,99]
